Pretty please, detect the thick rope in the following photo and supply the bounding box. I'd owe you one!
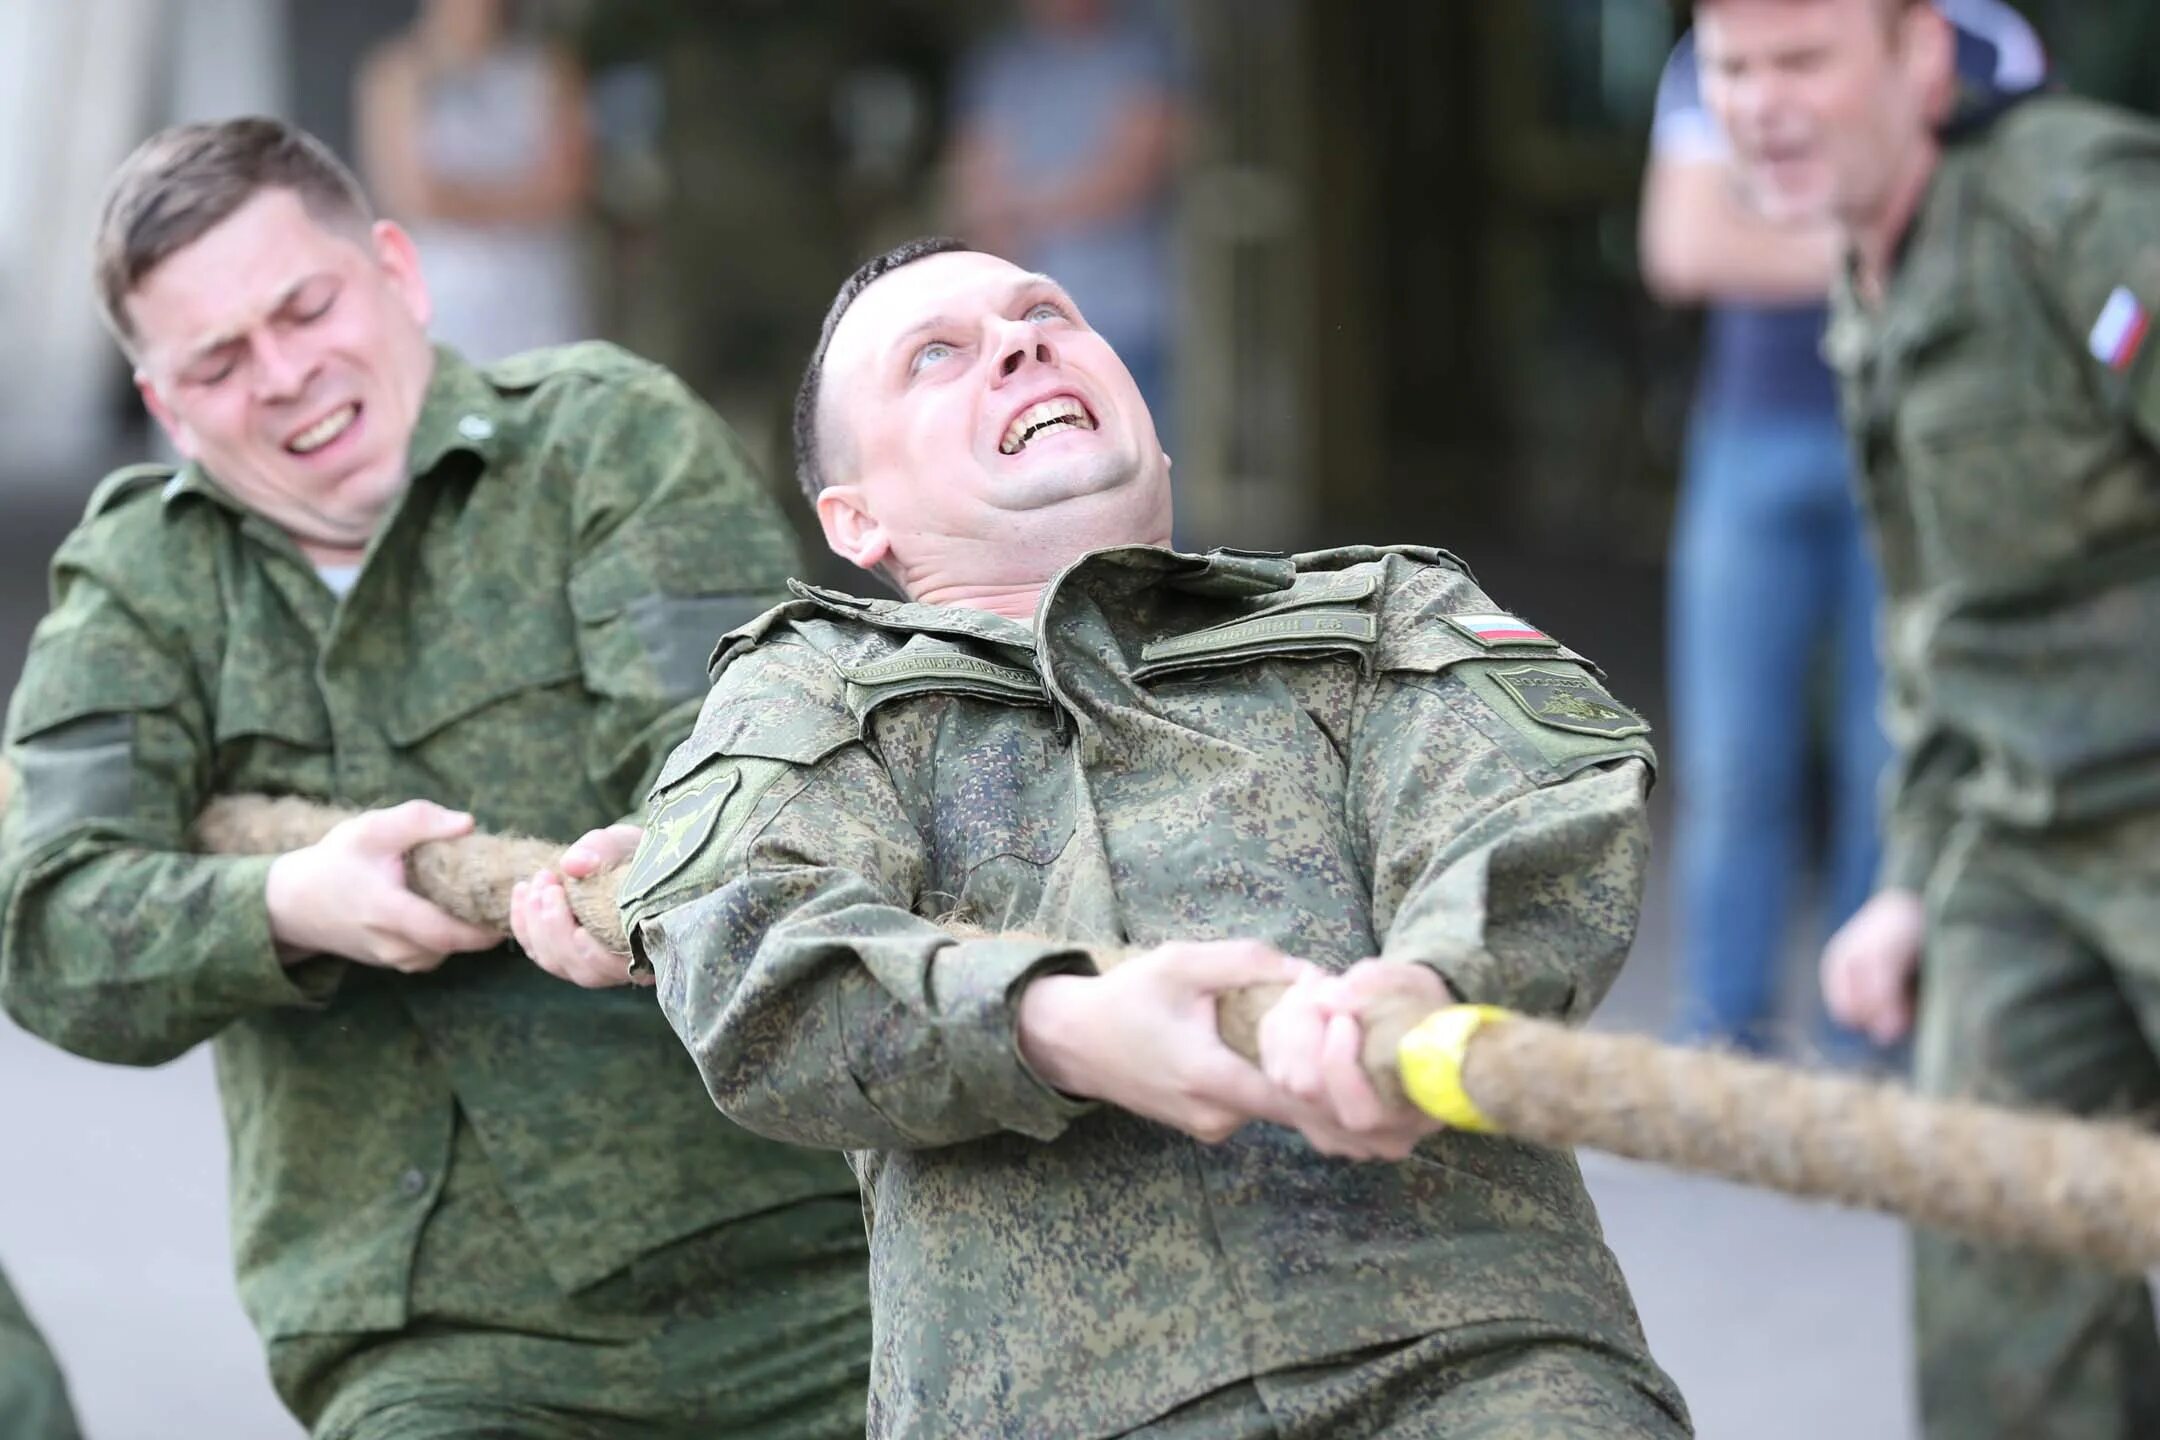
[99,790,2160,1272]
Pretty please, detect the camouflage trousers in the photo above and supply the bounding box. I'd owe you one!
[0,1262,81,1440]
[270,1115,872,1440]
[1913,812,2160,1440]
[1133,1321,1690,1439]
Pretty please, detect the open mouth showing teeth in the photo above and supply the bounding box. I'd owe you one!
[288,404,358,455]
[999,396,1096,455]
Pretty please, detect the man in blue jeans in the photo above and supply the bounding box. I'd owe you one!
[1639,0,2043,1055]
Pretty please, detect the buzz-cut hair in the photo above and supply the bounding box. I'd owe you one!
[790,235,971,509]
[94,116,374,350]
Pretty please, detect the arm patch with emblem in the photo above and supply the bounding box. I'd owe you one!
[619,769,739,906]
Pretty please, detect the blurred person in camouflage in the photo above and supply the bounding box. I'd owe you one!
[1640,0,2041,1059]
[621,238,1693,1439]
[0,117,868,1440]
[1696,0,2160,1435]
[0,1267,80,1440]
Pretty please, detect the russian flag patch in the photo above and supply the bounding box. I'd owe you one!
[2089,286,2151,372]
[1445,612,1558,648]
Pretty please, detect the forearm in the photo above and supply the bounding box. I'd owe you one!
[1640,159,1839,305]
[637,866,1095,1150]
[1380,760,1653,1022]
[2,845,336,1065]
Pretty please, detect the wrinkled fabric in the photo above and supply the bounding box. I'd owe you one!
[628,543,1686,1439]
[1910,813,2160,1440]
[1825,93,2160,1440]
[0,344,864,1381]
[1826,95,2160,891]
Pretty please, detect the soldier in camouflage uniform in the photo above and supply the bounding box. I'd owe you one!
[621,239,1691,1438]
[1696,2,2160,1435]
[0,118,869,1439]
[0,1264,81,1440]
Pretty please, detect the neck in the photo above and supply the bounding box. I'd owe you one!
[1849,133,1941,305]
[911,578,1047,620]
[297,536,370,569]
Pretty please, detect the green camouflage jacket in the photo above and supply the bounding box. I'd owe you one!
[1827,94,2160,889]
[0,345,858,1341]
[624,544,1666,1438]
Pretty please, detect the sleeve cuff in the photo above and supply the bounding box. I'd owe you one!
[1879,820,1944,895]
[932,937,1100,1142]
[222,855,345,1009]
[1409,949,1579,1023]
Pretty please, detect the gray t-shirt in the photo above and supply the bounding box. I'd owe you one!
[956,11,1182,355]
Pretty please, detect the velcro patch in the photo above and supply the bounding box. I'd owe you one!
[1443,613,1558,649]
[2090,285,2152,372]
[619,769,739,904]
[1140,608,1378,663]
[1488,665,1647,738]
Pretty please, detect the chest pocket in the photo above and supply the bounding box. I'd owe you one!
[840,645,1074,897]
[214,623,334,798]
[1132,572,1382,684]
[1890,292,2110,586]
[386,631,591,835]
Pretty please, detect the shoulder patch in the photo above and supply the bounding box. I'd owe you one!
[85,464,178,521]
[1442,612,1560,650]
[1487,665,1648,738]
[620,769,740,904]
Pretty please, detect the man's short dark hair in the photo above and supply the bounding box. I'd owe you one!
[791,236,971,509]
[95,116,374,349]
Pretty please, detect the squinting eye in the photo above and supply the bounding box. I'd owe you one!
[1025,302,1064,323]
[911,341,955,374]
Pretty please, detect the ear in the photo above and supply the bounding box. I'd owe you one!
[135,371,198,460]
[371,219,433,329]
[1902,6,1956,113]
[814,484,892,572]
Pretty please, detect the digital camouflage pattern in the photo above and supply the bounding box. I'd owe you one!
[0,1263,80,1440]
[625,544,1690,1439]
[0,345,867,1433]
[1826,94,2160,1440]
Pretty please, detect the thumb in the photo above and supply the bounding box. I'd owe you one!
[1164,941,1306,996]
[362,799,478,855]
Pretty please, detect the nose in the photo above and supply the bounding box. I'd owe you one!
[991,320,1055,384]
[250,330,316,403]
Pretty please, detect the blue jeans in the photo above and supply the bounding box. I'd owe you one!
[1668,409,1893,1052]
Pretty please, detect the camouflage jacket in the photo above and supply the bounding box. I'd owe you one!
[0,345,858,1340]
[1827,94,2160,889]
[624,544,1663,1439]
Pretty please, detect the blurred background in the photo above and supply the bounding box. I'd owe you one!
[2,1,2156,1436]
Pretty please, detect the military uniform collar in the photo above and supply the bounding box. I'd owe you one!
[406,344,504,479]
[783,578,1040,650]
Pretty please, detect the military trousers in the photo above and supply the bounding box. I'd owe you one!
[1132,1320,1690,1439]
[270,1114,872,1440]
[0,1262,82,1440]
[1912,812,2160,1440]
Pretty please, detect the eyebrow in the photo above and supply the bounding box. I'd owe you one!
[882,272,1060,368]
[179,272,326,368]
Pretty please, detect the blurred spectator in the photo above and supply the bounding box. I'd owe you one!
[356,0,592,361]
[946,0,1185,449]
[1639,0,2043,1057]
